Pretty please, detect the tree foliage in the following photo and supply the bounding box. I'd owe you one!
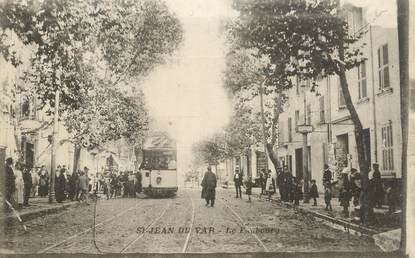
[229,0,373,221]
[231,0,365,85]
[192,133,227,167]
[0,0,183,149]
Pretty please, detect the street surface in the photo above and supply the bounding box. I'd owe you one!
[1,188,380,254]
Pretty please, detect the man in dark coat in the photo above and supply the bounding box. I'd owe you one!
[201,166,217,207]
[282,166,292,202]
[259,169,266,197]
[55,168,67,203]
[323,164,332,188]
[4,157,15,210]
[68,170,79,201]
[23,165,33,206]
[310,179,319,206]
[371,163,384,208]
[233,169,243,198]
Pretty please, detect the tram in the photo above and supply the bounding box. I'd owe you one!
[140,132,178,197]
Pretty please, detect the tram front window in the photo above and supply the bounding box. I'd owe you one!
[141,153,176,170]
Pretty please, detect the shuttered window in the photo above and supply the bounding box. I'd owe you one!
[357,61,367,99]
[378,44,390,90]
[381,123,394,171]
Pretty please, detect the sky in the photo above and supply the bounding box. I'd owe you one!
[141,0,235,171]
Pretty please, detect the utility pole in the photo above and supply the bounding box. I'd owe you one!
[300,83,311,203]
[49,91,59,203]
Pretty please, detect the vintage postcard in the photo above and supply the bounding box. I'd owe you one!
[0,0,413,257]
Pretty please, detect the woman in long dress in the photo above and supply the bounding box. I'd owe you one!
[14,163,24,209]
[55,169,67,203]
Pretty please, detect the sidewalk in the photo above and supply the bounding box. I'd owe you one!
[0,196,79,223]
[248,187,401,235]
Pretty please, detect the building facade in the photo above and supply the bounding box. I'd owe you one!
[276,5,402,191]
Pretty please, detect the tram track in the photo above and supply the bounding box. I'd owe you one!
[218,197,269,252]
[119,190,196,253]
[37,198,159,254]
[181,190,195,253]
[119,200,173,253]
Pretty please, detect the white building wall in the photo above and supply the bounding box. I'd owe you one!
[277,8,402,191]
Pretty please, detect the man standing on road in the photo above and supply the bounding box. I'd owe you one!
[78,168,89,204]
[4,157,16,211]
[201,166,217,207]
[233,169,243,198]
[23,165,32,206]
[371,163,384,208]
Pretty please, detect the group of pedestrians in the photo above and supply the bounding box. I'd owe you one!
[233,169,256,201]
[101,171,143,200]
[276,166,304,205]
[3,158,52,210]
[200,166,255,207]
[335,163,389,217]
[3,157,145,211]
[198,161,393,220]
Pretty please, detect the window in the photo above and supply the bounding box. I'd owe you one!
[295,110,300,127]
[319,96,325,123]
[381,122,394,171]
[338,83,346,107]
[288,117,292,143]
[347,7,363,36]
[358,61,367,99]
[378,44,390,89]
[306,104,311,125]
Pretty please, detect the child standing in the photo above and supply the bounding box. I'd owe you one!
[244,176,253,202]
[324,182,332,211]
[310,179,319,206]
[265,174,275,201]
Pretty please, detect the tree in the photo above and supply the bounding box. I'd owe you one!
[230,0,372,222]
[224,103,262,158]
[223,47,287,174]
[1,0,183,169]
[193,133,227,169]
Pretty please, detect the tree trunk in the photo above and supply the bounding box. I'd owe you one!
[267,95,282,175]
[72,145,81,174]
[397,0,409,250]
[338,69,372,224]
[266,143,280,174]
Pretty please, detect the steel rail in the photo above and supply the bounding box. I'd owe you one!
[119,201,173,253]
[37,202,142,254]
[218,198,269,252]
[181,191,196,253]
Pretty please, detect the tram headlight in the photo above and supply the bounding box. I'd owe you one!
[156,176,162,185]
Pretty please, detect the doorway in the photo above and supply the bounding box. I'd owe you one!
[295,148,303,179]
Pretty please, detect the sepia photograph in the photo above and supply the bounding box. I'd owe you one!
[0,0,413,256]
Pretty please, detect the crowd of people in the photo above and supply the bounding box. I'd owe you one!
[2,157,144,211]
[200,161,397,219]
